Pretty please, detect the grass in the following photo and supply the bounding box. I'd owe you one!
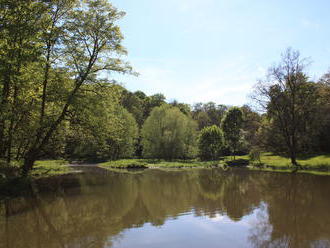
[0,160,78,198]
[98,159,222,170]
[31,160,74,178]
[99,153,330,175]
[229,153,330,167]
[3,153,329,181]
[226,153,330,175]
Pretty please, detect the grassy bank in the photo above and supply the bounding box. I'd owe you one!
[98,159,222,169]
[32,160,75,178]
[0,160,78,198]
[0,159,74,179]
[226,153,330,175]
[98,153,330,175]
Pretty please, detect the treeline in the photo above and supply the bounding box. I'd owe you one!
[0,1,330,174]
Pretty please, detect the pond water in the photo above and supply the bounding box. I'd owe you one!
[1,168,330,248]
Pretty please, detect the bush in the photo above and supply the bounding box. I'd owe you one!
[198,125,224,160]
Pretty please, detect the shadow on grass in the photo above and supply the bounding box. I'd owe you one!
[264,152,330,161]
[296,153,330,160]
[225,159,250,167]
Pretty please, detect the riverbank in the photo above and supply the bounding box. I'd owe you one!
[0,160,82,197]
[1,154,330,198]
[233,153,330,175]
[1,153,330,183]
[98,153,330,175]
[98,159,222,169]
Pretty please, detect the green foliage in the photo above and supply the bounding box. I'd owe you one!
[192,102,228,130]
[65,84,138,161]
[221,107,244,156]
[141,105,198,160]
[198,125,224,160]
[0,0,133,173]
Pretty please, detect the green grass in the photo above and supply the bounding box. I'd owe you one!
[0,160,78,198]
[32,160,74,178]
[255,153,330,168]
[98,159,222,170]
[225,153,330,175]
[99,153,330,175]
[225,153,330,167]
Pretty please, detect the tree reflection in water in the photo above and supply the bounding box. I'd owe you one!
[0,168,329,248]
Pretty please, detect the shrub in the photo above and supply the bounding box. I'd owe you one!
[198,125,224,160]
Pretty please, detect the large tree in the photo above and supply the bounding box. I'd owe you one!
[0,0,132,174]
[221,107,243,159]
[252,48,313,166]
[141,105,197,160]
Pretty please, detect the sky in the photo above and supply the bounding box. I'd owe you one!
[109,0,330,106]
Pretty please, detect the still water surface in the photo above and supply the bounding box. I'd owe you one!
[1,168,330,248]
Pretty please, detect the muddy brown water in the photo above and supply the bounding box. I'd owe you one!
[1,167,330,248]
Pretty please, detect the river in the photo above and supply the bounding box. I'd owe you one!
[1,167,330,248]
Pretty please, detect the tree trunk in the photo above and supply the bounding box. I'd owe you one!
[0,72,11,158]
[22,150,37,176]
[289,143,299,167]
[290,151,297,166]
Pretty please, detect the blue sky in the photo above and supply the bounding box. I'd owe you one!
[110,0,330,106]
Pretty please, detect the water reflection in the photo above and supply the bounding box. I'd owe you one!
[0,168,330,248]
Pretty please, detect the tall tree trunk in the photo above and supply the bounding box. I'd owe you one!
[22,69,92,175]
[290,147,297,166]
[22,149,38,176]
[0,71,11,158]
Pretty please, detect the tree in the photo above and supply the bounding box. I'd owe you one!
[240,105,261,150]
[121,89,145,126]
[0,0,48,163]
[198,125,224,161]
[64,84,137,161]
[252,48,312,166]
[141,105,197,160]
[221,107,243,159]
[109,108,138,159]
[169,100,191,116]
[316,74,330,152]
[192,102,228,130]
[15,0,132,174]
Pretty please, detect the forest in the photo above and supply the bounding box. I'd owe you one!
[1,0,330,178]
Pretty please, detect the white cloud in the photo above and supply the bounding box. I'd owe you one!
[119,57,263,106]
